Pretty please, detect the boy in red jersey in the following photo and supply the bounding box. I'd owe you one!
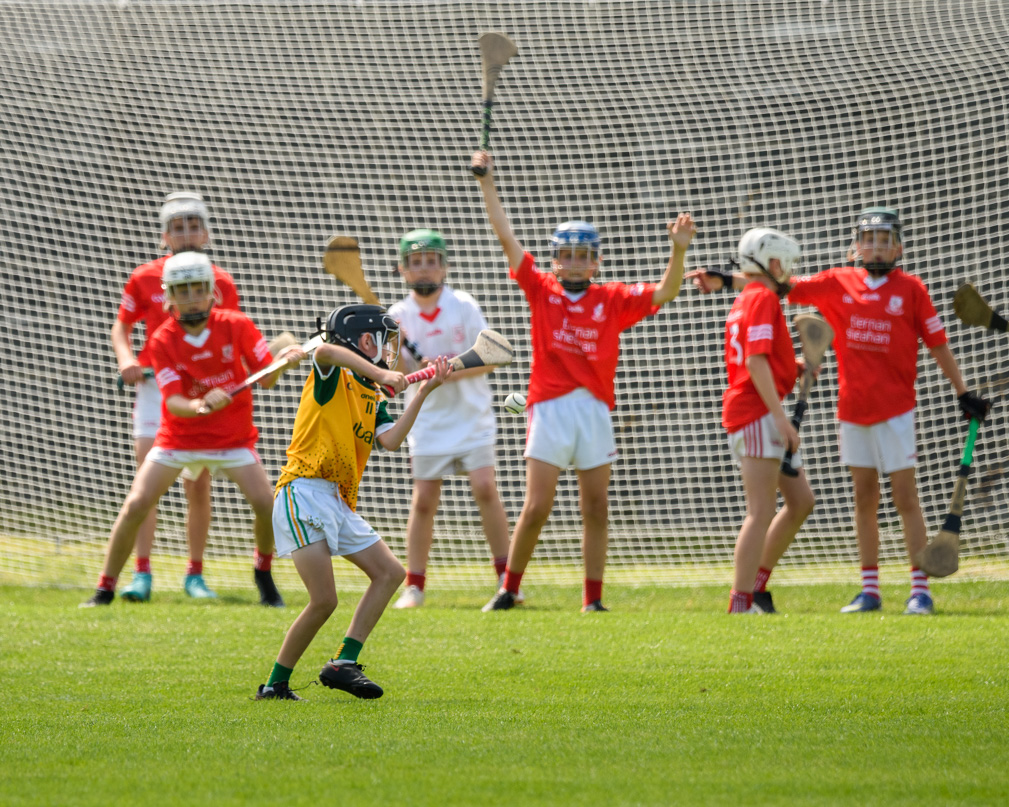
[82,252,306,607]
[692,208,990,615]
[721,229,814,614]
[111,192,240,601]
[472,150,696,612]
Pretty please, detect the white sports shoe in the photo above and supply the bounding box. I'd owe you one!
[497,573,526,605]
[393,585,425,609]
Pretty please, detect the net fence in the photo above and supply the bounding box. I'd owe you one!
[2,0,1008,592]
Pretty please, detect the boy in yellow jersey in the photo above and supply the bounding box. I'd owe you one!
[256,304,450,701]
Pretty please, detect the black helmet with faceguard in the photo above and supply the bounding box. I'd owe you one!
[323,304,400,367]
[852,207,902,276]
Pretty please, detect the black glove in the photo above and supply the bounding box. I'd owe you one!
[704,266,735,291]
[958,391,991,422]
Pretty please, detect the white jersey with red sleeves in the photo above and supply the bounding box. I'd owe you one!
[387,285,495,456]
[511,252,659,410]
[149,308,272,450]
[787,267,946,425]
[117,255,240,367]
[722,283,797,432]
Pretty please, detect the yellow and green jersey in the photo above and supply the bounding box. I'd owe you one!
[276,364,393,511]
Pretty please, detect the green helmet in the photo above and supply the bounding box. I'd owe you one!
[399,229,448,263]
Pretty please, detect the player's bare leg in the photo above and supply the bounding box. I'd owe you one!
[396,478,441,607]
[577,462,611,580]
[758,469,816,574]
[483,459,560,611]
[577,463,612,611]
[730,457,779,611]
[849,466,882,566]
[889,467,926,559]
[343,540,406,641]
[276,540,338,669]
[183,469,212,563]
[102,460,183,581]
[841,466,885,612]
[508,458,562,574]
[222,463,285,606]
[468,465,511,560]
[131,437,158,561]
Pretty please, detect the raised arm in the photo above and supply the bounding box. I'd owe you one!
[471,151,525,270]
[653,212,697,306]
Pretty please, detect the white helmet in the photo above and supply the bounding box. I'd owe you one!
[163,251,215,323]
[738,228,801,283]
[159,191,209,231]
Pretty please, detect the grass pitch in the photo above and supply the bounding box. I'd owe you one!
[2,582,1008,806]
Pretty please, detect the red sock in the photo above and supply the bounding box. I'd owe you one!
[406,571,426,591]
[503,569,523,595]
[493,556,508,577]
[97,574,116,592]
[860,566,880,599]
[584,578,603,607]
[728,589,752,613]
[186,560,203,576]
[254,549,272,572]
[754,567,772,593]
[135,557,151,574]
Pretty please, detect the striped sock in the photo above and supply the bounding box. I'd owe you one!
[754,566,772,593]
[335,636,364,663]
[728,589,752,613]
[267,662,294,687]
[584,578,603,606]
[861,566,880,599]
[910,567,930,597]
[406,571,426,591]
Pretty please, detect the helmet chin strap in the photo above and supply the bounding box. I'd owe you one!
[560,278,591,293]
[864,261,895,277]
[743,255,790,298]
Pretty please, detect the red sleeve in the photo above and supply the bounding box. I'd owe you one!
[213,267,242,311]
[613,282,660,331]
[150,331,184,399]
[117,272,143,325]
[239,316,272,373]
[915,277,947,348]
[743,291,779,357]
[509,251,548,297]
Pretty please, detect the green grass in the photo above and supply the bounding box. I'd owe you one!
[2,582,1008,806]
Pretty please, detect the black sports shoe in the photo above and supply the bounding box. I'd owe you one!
[255,681,304,701]
[481,588,516,612]
[319,660,384,699]
[255,569,285,608]
[581,599,609,613]
[752,590,776,614]
[79,589,115,608]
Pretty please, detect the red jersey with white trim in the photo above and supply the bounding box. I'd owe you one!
[511,252,659,410]
[116,255,240,367]
[722,283,797,432]
[149,308,272,450]
[787,267,946,425]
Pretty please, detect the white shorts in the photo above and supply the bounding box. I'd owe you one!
[146,447,261,478]
[525,388,617,471]
[726,411,802,470]
[411,444,495,480]
[132,376,162,439]
[273,477,382,558]
[839,409,917,474]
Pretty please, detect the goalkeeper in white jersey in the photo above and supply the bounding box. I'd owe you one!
[387,229,515,608]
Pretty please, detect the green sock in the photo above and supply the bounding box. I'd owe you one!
[335,637,363,663]
[267,662,294,687]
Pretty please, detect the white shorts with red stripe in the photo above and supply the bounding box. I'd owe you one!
[132,375,162,439]
[524,387,616,471]
[726,411,802,471]
[273,477,382,559]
